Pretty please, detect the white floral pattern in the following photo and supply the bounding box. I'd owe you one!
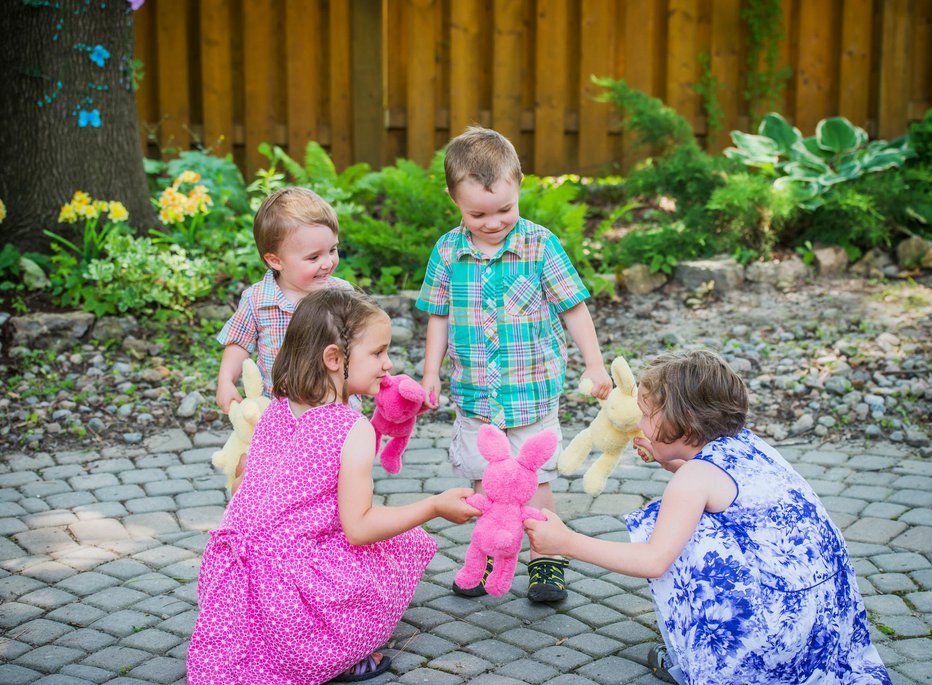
[626,429,891,685]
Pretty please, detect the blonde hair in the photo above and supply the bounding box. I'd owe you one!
[271,289,384,406]
[638,350,748,446]
[444,126,523,198]
[253,187,339,270]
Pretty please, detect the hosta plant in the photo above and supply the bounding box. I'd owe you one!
[724,113,914,208]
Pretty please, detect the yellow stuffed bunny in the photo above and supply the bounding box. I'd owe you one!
[558,356,644,496]
[212,358,270,492]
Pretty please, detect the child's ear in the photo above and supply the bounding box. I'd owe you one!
[322,344,343,372]
[264,252,283,271]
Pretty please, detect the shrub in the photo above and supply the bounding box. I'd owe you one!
[707,172,795,257]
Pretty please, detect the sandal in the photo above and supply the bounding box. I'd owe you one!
[647,644,677,683]
[330,653,392,682]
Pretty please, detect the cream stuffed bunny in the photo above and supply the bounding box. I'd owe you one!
[558,356,644,496]
[212,358,270,492]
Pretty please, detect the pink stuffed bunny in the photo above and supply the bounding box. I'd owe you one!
[371,373,435,474]
[454,424,558,596]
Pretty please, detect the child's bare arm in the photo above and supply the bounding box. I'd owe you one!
[216,344,250,413]
[339,420,478,544]
[526,462,720,578]
[420,314,449,409]
[562,302,612,399]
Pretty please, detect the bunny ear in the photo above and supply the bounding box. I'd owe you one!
[516,430,559,471]
[611,357,637,395]
[476,424,511,463]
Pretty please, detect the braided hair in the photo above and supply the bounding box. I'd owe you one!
[271,288,383,407]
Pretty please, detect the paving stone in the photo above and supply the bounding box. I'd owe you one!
[123,512,181,537]
[870,573,919,594]
[905,591,932,613]
[0,573,47,600]
[23,509,80,529]
[120,469,168,485]
[427,650,493,677]
[44,603,106,628]
[0,664,43,685]
[120,628,183,653]
[174,490,226,508]
[125,571,182,595]
[90,609,160,637]
[32,675,97,685]
[14,527,80,555]
[95,559,153,580]
[432,621,493,645]
[81,644,152,670]
[69,473,120,491]
[862,502,910,519]
[12,618,75,645]
[21,481,74,498]
[46,491,97,510]
[132,594,192,617]
[564,632,625,658]
[467,675,528,685]
[398,668,464,684]
[123,495,178,514]
[864,594,913,615]
[534,644,593,670]
[59,663,114,683]
[69,519,130,545]
[892,527,932,554]
[603,593,655,617]
[872,552,929,573]
[18,586,78,610]
[889,490,932,508]
[136,454,181,469]
[532,613,591,638]
[597,620,659,645]
[577,655,650,684]
[144,480,194,497]
[0,471,41,488]
[844,518,908,544]
[568,602,626,628]
[462,638,526,664]
[14,644,85,674]
[494,658,560,684]
[84,586,150,611]
[157,608,198,636]
[94,484,147,502]
[176,506,224,531]
[0,639,32,661]
[54,571,121,596]
[55,546,118,571]
[145,430,193,453]
[499,626,563,651]
[72,501,128,520]
[127,656,188,683]
[54,628,117,652]
[159,557,201,581]
[878,615,932,639]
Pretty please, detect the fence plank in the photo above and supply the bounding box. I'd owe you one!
[535,0,569,175]
[708,0,740,152]
[329,0,352,169]
[406,0,438,165]
[879,0,913,138]
[352,0,384,168]
[492,0,524,150]
[621,0,663,169]
[578,0,616,174]
[450,1,482,138]
[911,0,931,117]
[285,0,321,161]
[666,0,700,128]
[155,0,190,154]
[241,1,275,176]
[200,0,234,157]
[794,0,835,134]
[837,0,873,131]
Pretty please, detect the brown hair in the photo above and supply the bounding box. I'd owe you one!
[638,350,748,446]
[253,187,339,271]
[271,288,384,406]
[444,126,523,198]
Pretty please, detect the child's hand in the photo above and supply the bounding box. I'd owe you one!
[582,366,612,400]
[420,373,441,410]
[524,508,572,557]
[216,382,243,414]
[434,487,481,523]
[633,436,655,463]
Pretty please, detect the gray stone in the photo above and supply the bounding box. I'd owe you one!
[622,264,667,295]
[674,257,744,294]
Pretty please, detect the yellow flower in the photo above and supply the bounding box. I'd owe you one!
[79,202,100,220]
[0,199,6,223]
[58,203,78,223]
[71,191,91,207]
[173,170,201,187]
[108,201,129,223]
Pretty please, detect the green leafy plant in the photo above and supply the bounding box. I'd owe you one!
[149,171,215,253]
[693,52,725,136]
[44,191,129,266]
[795,239,815,265]
[0,244,50,293]
[725,112,915,209]
[706,172,794,256]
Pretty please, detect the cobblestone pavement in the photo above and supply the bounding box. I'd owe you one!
[1,423,930,685]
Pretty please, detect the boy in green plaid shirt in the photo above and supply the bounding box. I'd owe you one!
[417,127,612,602]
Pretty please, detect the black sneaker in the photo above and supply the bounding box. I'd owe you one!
[452,556,493,597]
[526,557,568,603]
[647,644,677,683]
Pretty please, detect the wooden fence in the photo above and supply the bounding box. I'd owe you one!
[134,0,931,178]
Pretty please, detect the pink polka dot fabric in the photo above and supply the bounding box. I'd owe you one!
[187,399,437,684]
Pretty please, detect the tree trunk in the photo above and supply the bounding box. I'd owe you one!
[0,0,157,252]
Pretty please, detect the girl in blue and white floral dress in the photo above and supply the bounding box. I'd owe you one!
[526,350,890,685]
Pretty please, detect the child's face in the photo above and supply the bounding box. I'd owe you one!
[347,314,394,396]
[637,393,696,465]
[450,177,520,253]
[265,223,339,297]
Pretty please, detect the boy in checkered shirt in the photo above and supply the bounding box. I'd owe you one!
[417,127,612,602]
[216,187,352,413]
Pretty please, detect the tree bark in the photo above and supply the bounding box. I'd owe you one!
[0,0,157,252]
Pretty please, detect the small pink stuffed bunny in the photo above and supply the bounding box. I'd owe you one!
[454,424,558,596]
[371,373,435,474]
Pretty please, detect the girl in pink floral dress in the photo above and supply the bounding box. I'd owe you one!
[188,289,478,685]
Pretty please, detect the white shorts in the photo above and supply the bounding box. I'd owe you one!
[449,408,564,483]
